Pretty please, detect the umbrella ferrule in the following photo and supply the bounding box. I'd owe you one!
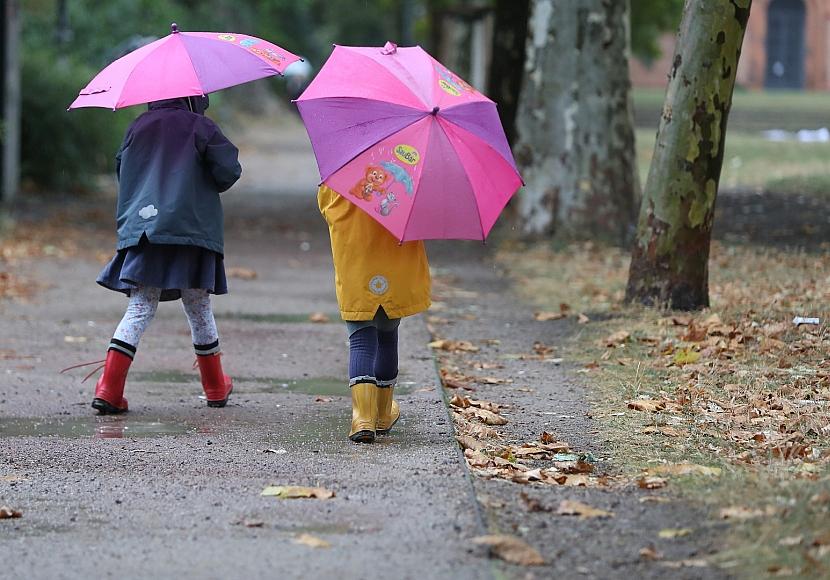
[171,23,179,33]
[431,106,440,116]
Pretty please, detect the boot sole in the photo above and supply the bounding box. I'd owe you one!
[91,398,127,415]
[349,430,375,443]
[376,414,400,436]
[206,385,233,408]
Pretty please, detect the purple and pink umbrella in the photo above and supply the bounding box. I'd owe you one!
[70,23,301,110]
[296,41,522,242]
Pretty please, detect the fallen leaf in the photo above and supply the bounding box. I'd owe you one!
[658,528,693,539]
[540,431,557,444]
[638,476,668,490]
[534,311,566,322]
[260,448,287,454]
[261,486,334,500]
[640,545,662,560]
[456,418,501,439]
[449,393,471,408]
[456,435,486,452]
[577,313,590,324]
[63,336,87,343]
[429,339,480,353]
[463,407,508,426]
[602,330,630,348]
[557,500,613,519]
[628,399,666,412]
[0,506,22,519]
[314,396,333,403]
[719,506,773,520]
[309,312,330,323]
[294,533,331,548]
[642,426,683,437]
[471,535,546,566]
[227,267,258,280]
[673,348,701,366]
[241,519,264,527]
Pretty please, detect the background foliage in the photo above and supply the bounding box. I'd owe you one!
[19,0,681,191]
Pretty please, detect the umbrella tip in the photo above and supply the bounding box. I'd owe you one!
[431,106,440,116]
[171,22,179,33]
[380,41,397,55]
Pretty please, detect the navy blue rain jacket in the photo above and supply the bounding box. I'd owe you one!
[114,97,242,254]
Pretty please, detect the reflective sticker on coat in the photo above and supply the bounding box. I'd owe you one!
[138,204,158,220]
[369,275,389,295]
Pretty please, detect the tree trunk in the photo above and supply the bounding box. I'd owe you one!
[625,0,751,310]
[487,0,529,147]
[513,0,639,242]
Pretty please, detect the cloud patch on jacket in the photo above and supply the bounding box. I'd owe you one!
[138,204,159,219]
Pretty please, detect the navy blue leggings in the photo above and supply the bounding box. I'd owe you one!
[348,326,399,386]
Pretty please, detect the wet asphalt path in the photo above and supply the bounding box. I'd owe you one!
[0,119,493,579]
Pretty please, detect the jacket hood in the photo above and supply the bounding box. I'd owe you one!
[148,95,210,115]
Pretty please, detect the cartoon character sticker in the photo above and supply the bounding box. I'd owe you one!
[217,34,236,42]
[375,192,398,216]
[348,144,420,219]
[239,38,260,48]
[349,165,390,201]
[436,65,474,96]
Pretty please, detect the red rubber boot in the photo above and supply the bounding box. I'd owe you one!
[197,354,233,407]
[91,349,131,414]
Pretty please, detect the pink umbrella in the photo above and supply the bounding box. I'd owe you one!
[70,23,301,110]
[296,42,522,242]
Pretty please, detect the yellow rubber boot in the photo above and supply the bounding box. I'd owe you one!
[349,382,379,443]
[376,386,400,435]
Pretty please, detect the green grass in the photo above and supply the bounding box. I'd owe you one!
[633,87,830,116]
[635,128,830,192]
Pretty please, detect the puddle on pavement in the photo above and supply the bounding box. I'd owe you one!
[266,411,428,448]
[215,312,338,324]
[0,416,193,439]
[132,370,200,384]
[133,372,414,397]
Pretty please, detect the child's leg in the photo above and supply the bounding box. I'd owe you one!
[181,289,232,406]
[347,325,380,442]
[374,326,399,386]
[111,286,162,356]
[93,286,161,414]
[348,326,378,386]
[374,317,401,435]
[180,288,220,355]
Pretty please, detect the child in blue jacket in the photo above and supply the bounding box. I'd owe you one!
[87,95,241,413]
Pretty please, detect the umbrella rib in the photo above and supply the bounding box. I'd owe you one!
[301,99,427,183]
[114,35,202,108]
[175,33,206,97]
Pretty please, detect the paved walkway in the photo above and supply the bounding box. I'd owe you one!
[1,111,726,579]
[0,114,492,579]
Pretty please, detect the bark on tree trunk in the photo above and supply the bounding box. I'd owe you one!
[625,0,751,310]
[487,0,529,147]
[513,0,639,242]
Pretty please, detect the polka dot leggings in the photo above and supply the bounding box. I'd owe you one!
[112,286,219,350]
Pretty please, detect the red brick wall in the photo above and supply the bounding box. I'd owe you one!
[631,1,830,91]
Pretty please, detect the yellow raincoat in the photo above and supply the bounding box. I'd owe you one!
[318,185,431,321]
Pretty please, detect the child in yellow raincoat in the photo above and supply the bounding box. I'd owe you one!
[318,184,431,443]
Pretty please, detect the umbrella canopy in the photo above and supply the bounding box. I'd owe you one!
[296,42,522,242]
[70,23,301,110]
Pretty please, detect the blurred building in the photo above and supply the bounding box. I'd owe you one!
[631,0,830,91]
